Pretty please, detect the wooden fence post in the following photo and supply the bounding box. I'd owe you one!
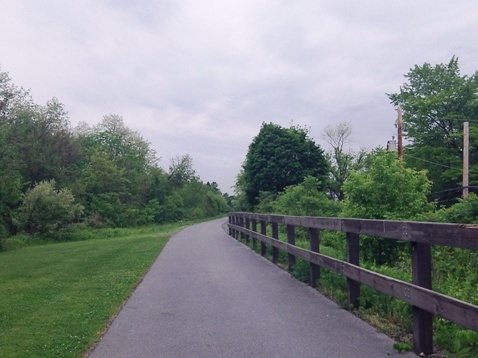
[228,215,232,236]
[245,217,250,244]
[232,215,238,239]
[271,222,279,264]
[346,232,360,309]
[260,220,267,256]
[239,216,245,242]
[251,219,257,248]
[309,228,320,288]
[287,224,296,270]
[412,242,433,356]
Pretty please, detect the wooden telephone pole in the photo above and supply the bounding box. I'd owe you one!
[463,121,469,199]
[396,107,403,160]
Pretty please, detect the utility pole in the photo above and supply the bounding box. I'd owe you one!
[396,107,403,160]
[463,121,469,199]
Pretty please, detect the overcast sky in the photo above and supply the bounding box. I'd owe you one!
[1,1,477,193]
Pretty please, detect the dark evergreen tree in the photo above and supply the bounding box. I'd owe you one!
[240,122,329,207]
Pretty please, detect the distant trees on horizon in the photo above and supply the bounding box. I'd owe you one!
[0,67,230,241]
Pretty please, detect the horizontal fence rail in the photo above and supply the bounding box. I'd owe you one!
[227,212,478,356]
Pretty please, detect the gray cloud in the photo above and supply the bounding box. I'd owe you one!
[2,0,478,193]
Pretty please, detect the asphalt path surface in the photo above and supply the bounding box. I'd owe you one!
[89,218,416,358]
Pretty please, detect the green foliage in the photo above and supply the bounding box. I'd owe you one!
[74,150,131,226]
[388,56,478,203]
[317,269,348,307]
[358,263,412,330]
[342,151,432,265]
[4,99,82,187]
[320,230,346,253]
[435,320,478,357]
[150,179,230,224]
[342,151,432,220]
[173,179,229,220]
[252,177,341,218]
[272,176,340,217]
[290,258,311,282]
[0,138,22,236]
[393,341,413,353]
[254,191,277,214]
[76,115,157,215]
[433,247,478,303]
[414,242,478,356]
[168,154,197,188]
[240,122,329,207]
[425,192,478,356]
[431,193,478,224]
[0,66,231,237]
[15,180,83,237]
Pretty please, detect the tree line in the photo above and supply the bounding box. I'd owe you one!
[0,68,230,242]
[2,56,476,243]
[236,56,477,224]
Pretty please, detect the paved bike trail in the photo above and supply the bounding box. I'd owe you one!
[89,218,416,358]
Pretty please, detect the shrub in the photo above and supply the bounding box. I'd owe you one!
[15,180,83,237]
[341,151,432,265]
[273,176,340,217]
[432,193,478,224]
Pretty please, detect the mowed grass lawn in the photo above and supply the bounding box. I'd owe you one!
[0,225,180,358]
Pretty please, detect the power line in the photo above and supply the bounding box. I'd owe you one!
[404,153,478,176]
[404,116,478,124]
[430,185,478,195]
[404,154,457,170]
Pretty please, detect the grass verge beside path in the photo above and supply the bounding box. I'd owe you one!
[0,223,183,358]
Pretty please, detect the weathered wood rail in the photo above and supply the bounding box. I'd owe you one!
[228,212,478,356]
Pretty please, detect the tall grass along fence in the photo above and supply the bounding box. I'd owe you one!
[228,212,478,356]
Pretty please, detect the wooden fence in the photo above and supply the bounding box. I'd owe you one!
[228,212,478,356]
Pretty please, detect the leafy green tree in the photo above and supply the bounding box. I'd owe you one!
[154,155,220,223]
[75,151,130,226]
[232,169,252,211]
[168,154,197,188]
[240,122,329,207]
[0,124,22,236]
[222,192,235,210]
[388,57,478,203]
[342,151,432,220]
[342,151,432,264]
[322,122,367,200]
[143,166,170,221]
[88,115,157,169]
[1,69,76,236]
[75,115,159,225]
[15,180,83,236]
[160,192,186,222]
[2,98,82,187]
[0,67,31,119]
[1,69,26,236]
[171,179,229,220]
[205,189,230,216]
[0,69,15,116]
